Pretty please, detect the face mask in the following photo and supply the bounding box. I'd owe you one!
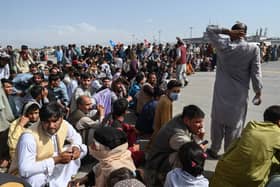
[169,92,180,101]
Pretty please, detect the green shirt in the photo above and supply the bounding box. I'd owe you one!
[211,121,280,187]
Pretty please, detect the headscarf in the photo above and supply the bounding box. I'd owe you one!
[20,101,40,127]
[88,127,136,187]
[0,51,10,59]
[114,179,146,187]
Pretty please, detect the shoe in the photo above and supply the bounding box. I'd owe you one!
[184,80,189,87]
[206,149,220,160]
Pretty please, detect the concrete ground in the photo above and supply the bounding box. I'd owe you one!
[76,60,280,183]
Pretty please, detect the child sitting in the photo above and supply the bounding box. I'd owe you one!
[164,142,209,187]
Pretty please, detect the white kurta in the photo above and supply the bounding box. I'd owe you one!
[17,121,87,187]
[206,26,263,127]
[206,26,263,152]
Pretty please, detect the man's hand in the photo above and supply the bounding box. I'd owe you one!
[53,151,73,164]
[97,105,105,118]
[18,116,30,127]
[127,96,133,102]
[71,146,81,160]
[252,92,262,105]
[199,143,208,152]
[68,176,88,187]
[41,87,48,98]
[197,128,205,140]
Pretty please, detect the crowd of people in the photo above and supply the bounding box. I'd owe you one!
[260,43,280,63]
[0,22,279,187]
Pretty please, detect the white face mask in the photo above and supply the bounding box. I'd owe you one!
[169,92,180,101]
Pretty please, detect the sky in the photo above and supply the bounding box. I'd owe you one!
[1,0,279,48]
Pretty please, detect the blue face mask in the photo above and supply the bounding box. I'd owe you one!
[169,92,180,101]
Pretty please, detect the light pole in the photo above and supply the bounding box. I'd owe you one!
[132,34,135,45]
[153,35,156,43]
[158,30,161,44]
[189,26,193,39]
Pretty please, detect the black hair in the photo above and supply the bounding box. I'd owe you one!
[263,105,280,124]
[182,105,205,119]
[10,69,16,74]
[52,64,60,69]
[142,85,154,97]
[1,78,13,86]
[167,80,182,90]
[111,78,123,92]
[112,98,128,117]
[231,22,247,33]
[107,167,134,187]
[102,76,111,82]
[30,85,43,99]
[49,67,58,74]
[57,71,65,80]
[74,71,81,77]
[135,73,145,84]
[47,60,53,65]
[115,67,121,72]
[93,127,127,149]
[179,142,206,177]
[81,72,92,80]
[147,71,157,79]
[48,74,60,82]
[153,86,164,98]
[29,63,37,69]
[32,72,44,81]
[39,102,64,122]
[21,45,28,50]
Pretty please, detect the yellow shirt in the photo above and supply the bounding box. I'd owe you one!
[153,95,173,133]
[8,119,25,161]
[148,95,172,148]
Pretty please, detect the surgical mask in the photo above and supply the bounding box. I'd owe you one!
[169,92,180,101]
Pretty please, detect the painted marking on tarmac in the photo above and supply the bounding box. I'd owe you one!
[263,70,280,74]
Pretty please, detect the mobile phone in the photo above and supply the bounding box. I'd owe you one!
[201,140,209,145]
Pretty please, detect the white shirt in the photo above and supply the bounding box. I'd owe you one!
[17,121,87,187]
[0,64,10,79]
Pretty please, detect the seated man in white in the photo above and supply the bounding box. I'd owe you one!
[9,102,87,187]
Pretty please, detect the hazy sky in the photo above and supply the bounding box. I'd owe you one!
[1,0,279,47]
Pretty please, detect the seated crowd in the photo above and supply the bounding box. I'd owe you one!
[0,42,279,187]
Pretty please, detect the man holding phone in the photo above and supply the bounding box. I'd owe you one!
[9,102,87,187]
[145,105,206,187]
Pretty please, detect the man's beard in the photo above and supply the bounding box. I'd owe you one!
[25,120,40,128]
[21,53,29,61]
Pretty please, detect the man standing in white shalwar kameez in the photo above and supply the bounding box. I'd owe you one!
[9,102,87,187]
[205,22,263,158]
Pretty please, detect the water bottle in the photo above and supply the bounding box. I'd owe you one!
[252,97,261,105]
